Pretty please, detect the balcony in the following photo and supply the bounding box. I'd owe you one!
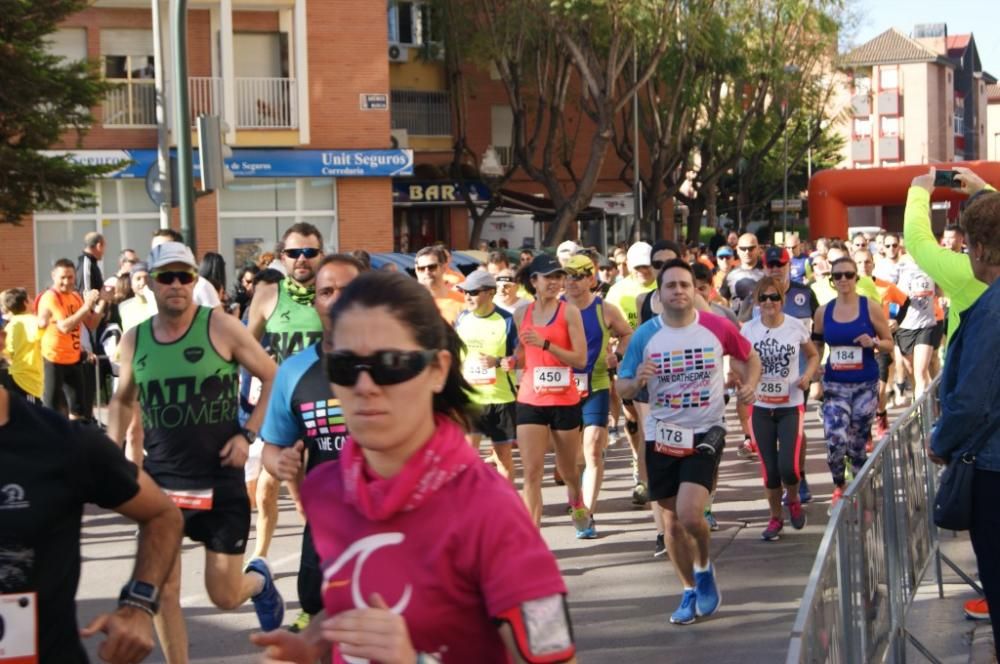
[877,90,899,115]
[851,93,871,117]
[103,77,299,129]
[391,90,452,136]
[878,136,900,161]
[851,138,872,162]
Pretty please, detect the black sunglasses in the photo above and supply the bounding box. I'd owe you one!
[567,272,591,281]
[765,261,787,269]
[461,288,488,296]
[283,248,321,259]
[738,246,758,252]
[831,271,857,281]
[415,263,439,272]
[325,349,439,386]
[151,270,197,285]
[758,293,782,302]
[651,260,666,270]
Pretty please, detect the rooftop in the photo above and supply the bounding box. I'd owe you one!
[842,28,954,67]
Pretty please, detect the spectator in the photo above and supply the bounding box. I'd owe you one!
[233,265,260,319]
[106,248,140,286]
[350,249,371,271]
[1,288,43,402]
[486,251,510,275]
[198,251,228,303]
[76,231,105,294]
[519,248,534,268]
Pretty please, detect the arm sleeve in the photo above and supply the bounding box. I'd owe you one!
[74,424,141,509]
[903,187,979,297]
[260,362,301,446]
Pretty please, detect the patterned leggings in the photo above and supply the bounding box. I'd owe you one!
[821,379,879,486]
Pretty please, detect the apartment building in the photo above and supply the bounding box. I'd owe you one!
[0,0,399,295]
[988,84,1000,161]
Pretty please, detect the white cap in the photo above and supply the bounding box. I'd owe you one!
[556,240,582,258]
[148,242,197,271]
[626,241,652,270]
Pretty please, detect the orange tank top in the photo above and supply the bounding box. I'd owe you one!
[39,289,83,364]
[517,301,580,407]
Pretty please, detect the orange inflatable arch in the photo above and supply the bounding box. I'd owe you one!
[807,161,1000,239]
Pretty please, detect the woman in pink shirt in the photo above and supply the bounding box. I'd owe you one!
[252,272,576,664]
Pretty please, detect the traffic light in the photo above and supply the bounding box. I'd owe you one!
[197,114,235,192]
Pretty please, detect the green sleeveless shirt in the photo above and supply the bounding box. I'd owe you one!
[266,281,323,364]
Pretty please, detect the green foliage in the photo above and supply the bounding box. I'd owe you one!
[0,0,120,223]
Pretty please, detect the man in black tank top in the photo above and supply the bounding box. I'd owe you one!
[108,242,284,658]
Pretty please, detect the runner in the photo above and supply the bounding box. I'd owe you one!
[415,246,465,324]
[108,241,284,661]
[562,254,633,538]
[1,288,43,403]
[785,232,813,285]
[454,270,520,482]
[740,277,819,540]
[259,253,365,634]
[246,223,326,562]
[812,257,894,507]
[894,261,943,399]
[251,271,576,664]
[514,254,588,531]
[493,267,531,316]
[0,382,183,664]
[618,259,760,625]
[720,233,764,314]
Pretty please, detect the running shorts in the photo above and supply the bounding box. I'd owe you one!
[581,389,610,428]
[645,434,718,501]
[895,325,939,357]
[516,402,582,431]
[474,402,517,443]
[178,482,251,555]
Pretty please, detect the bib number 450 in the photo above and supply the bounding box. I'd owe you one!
[533,366,570,393]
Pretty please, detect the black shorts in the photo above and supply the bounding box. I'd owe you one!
[877,349,894,382]
[896,325,941,357]
[474,402,517,443]
[645,435,720,501]
[516,402,582,431]
[177,482,250,555]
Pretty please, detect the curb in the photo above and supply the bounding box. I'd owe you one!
[970,624,997,664]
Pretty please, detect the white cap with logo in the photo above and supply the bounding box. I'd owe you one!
[148,242,198,271]
[626,241,652,270]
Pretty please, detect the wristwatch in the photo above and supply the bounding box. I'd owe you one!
[542,339,551,351]
[119,580,159,616]
[241,428,257,444]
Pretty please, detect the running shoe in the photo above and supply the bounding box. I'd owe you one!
[865,434,874,454]
[964,597,990,620]
[761,518,784,541]
[287,610,311,633]
[830,486,844,509]
[875,411,889,439]
[736,437,757,459]
[669,589,698,625]
[576,516,597,540]
[694,564,722,616]
[571,506,590,532]
[799,477,812,504]
[632,481,649,506]
[553,467,565,486]
[654,533,667,558]
[704,509,719,531]
[789,501,807,530]
[244,558,284,632]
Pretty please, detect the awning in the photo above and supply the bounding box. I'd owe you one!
[495,189,605,222]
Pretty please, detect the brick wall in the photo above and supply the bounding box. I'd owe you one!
[0,222,36,295]
[337,179,393,252]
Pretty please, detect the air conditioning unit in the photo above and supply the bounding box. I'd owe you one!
[388,44,409,63]
[390,129,409,149]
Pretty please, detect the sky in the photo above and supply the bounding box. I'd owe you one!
[851,0,1000,77]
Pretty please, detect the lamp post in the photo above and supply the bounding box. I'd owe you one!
[781,64,800,243]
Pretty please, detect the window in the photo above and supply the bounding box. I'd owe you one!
[391,90,452,135]
[881,116,899,136]
[954,114,964,135]
[879,67,898,90]
[45,28,87,62]
[491,105,513,165]
[853,118,872,137]
[101,29,156,126]
[387,1,439,46]
[854,75,872,95]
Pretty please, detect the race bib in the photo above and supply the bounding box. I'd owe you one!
[0,592,37,664]
[533,366,570,393]
[757,378,790,404]
[463,359,497,386]
[653,421,695,457]
[573,373,589,398]
[830,346,863,371]
[163,488,214,511]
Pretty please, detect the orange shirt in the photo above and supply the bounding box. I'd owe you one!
[874,278,907,321]
[39,290,84,364]
[435,296,465,325]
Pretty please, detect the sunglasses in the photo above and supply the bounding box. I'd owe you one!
[758,293,782,302]
[283,248,321,260]
[415,263,439,272]
[325,349,439,386]
[738,246,758,252]
[651,260,666,270]
[151,270,197,286]
[461,288,489,296]
[567,272,591,281]
[765,261,787,269]
[831,271,857,281]
[884,243,899,249]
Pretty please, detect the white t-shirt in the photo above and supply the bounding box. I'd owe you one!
[873,258,902,285]
[192,276,221,308]
[740,316,810,408]
[897,264,937,330]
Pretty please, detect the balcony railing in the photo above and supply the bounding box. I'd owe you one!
[103,77,298,129]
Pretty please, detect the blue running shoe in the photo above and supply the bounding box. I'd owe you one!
[694,564,721,617]
[799,476,813,504]
[704,510,719,531]
[576,516,597,540]
[669,589,698,625]
[244,558,284,631]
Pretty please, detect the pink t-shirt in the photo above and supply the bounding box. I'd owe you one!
[301,455,567,663]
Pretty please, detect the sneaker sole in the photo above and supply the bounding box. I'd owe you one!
[669,615,696,625]
[761,534,782,541]
[696,588,722,617]
[965,612,990,620]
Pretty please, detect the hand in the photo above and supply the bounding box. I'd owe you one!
[911,167,935,194]
[84,289,101,308]
[321,593,416,664]
[888,320,899,333]
[736,381,755,405]
[275,441,305,482]
[853,334,875,349]
[606,353,620,370]
[499,356,516,372]
[928,450,948,466]
[220,433,250,468]
[519,328,544,348]
[250,629,321,664]
[796,375,811,392]
[80,607,155,664]
[954,166,986,196]
[636,360,657,387]
[477,353,495,369]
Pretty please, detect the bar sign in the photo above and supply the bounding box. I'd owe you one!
[360,94,389,111]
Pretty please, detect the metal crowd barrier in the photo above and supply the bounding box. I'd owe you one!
[786,376,981,663]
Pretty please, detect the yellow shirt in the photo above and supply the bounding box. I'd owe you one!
[4,313,43,397]
[605,275,656,329]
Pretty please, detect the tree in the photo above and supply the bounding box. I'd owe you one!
[0,0,120,224]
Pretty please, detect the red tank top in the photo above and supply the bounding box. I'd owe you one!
[517,301,580,407]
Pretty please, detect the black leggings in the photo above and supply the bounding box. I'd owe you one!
[298,523,323,615]
[42,359,88,417]
[750,405,805,490]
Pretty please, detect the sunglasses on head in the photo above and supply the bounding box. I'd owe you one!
[738,245,758,252]
[283,247,321,260]
[758,293,782,303]
[325,349,439,386]
[415,263,439,272]
[831,271,857,281]
[151,270,197,286]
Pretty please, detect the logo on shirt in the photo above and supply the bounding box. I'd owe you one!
[322,532,412,613]
[793,293,807,307]
[136,354,148,370]
[300,399,347,440]
[655,389,712,409]
[0,484,29,510]
[651,348,716,384]
[183,347,205,363]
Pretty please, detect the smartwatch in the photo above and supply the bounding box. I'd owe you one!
[241,428,257,444]
[119,580,160,615]
[542,339,551,351]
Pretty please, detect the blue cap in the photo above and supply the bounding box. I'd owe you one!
[716,247,734,258]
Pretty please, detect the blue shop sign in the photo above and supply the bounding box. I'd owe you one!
[393,180,491,205]
[44,148,414,178]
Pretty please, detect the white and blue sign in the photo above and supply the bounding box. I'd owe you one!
[43,148,414,178]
